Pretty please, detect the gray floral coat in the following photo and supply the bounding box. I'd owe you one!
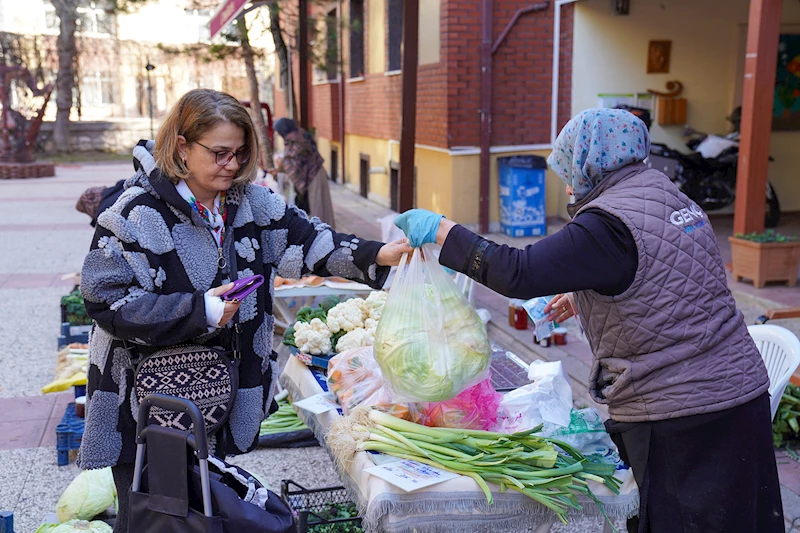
[78,140,388,469]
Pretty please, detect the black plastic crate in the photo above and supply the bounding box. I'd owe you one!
[281,479,362,533]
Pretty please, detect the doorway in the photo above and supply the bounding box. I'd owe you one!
[359,154,369,198]
[389,161,399,211]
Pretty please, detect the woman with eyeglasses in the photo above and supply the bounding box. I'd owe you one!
[77,88,411,533]
[270,117,336,227]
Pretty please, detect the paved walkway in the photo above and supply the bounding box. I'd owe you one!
[0,162,798,531]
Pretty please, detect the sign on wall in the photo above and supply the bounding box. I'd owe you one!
[774,33,800,131]
[209,0,248,40]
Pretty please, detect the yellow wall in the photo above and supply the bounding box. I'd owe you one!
[332,133,570,227]
[316,137,337,177]
[415,148,454,215]
[419,0,441,65]
[367,0,386,74]
[342,134,393,202]
[449,151,569,226]
[572,0,800,211]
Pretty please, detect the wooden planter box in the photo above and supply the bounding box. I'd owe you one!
[728,236,800,288]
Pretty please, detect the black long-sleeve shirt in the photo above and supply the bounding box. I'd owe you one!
[439,209,638,299]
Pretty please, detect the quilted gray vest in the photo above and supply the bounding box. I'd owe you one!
[570,163,768,423]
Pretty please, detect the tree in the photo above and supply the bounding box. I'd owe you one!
[51,0,152,152]
[267,1,296,119]
[51,0,78,151]
[237,18,274,170]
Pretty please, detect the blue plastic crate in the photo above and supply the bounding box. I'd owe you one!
[56,402,84,466]
[57,322,91,348]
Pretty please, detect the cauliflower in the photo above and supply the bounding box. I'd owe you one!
[294,318,332,354]
[335,328,375,353]
[326,299,367,333]
[365,291,388,321]
[364,318,378,334]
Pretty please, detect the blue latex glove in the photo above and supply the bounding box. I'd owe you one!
[394,209,445,248]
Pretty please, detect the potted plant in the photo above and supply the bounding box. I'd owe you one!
[729,230,800,288]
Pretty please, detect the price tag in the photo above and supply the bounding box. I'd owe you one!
[293,392,339,414]
[365,459,459,492]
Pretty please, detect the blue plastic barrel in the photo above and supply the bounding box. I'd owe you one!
[498,155,547,237]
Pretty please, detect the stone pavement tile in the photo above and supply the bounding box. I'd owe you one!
[781,485,800,528]
[4,446,81,533]
[0,223,88,232]
[0,287,65,398]
[0,395,57,422]
[225,445,345,494]
[776,450,800,498]
[1,273,58,289]
[0,419,47,450]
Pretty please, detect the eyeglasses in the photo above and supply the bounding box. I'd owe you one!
[194,141,250,166]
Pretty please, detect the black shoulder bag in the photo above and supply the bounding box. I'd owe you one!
[133,237,243,436]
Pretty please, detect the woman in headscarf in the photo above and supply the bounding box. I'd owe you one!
[270,117,336,227]
[392,108,783,533]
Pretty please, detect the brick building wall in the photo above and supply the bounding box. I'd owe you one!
[311,82,341,141]
[274,0,573,150]
[557,3,575,132]
[446,0,574,147]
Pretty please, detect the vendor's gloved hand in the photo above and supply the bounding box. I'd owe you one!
[394,209,445,248]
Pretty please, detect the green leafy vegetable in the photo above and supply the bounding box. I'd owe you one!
[307,502,363,533]
[773,383,800,448]
[320,295,341,313]
[50,520,113,533]
[283,325,297,347]
[61,288,92,326]
[56,468,117,522]
[734,230,798,243]
[296,306,328,323]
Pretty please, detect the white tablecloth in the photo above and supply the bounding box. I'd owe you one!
[279,356,639,533]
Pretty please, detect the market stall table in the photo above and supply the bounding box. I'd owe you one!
[279,355,639,533]
[273,280,374,330]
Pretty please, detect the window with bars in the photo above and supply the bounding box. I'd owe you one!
[326,8,338,81]
[82,72,114,105]
[349,0,364,78]
[387,0,402,72]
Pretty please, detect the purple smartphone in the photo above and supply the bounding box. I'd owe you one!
[221,274,265,302]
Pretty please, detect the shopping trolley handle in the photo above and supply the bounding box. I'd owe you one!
[135,394,209,459]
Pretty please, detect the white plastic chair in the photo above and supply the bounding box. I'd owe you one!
[747,324,800,420]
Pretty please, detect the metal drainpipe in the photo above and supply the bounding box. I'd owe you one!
[551,0,576,145]
[479,1,551,234]
[479,0,493,234]
[338,0,346,184]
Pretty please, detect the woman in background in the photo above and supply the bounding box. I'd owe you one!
[271,117,335,227]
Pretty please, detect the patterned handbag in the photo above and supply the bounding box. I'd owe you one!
[134,340,240,435]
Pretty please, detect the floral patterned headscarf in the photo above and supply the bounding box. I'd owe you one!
[547,108,650,200]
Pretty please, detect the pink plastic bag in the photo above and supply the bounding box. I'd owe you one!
[411,377,502,431]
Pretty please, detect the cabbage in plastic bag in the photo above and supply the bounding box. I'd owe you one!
[374,245,490,402]
[56,468,116,522]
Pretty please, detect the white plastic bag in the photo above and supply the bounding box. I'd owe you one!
[493,360,573,432]
[373,245,491,402]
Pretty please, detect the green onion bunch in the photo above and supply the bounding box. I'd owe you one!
[259,398,309,436]
[328,408,621,528]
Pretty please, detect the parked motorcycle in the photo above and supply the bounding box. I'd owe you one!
[617,105,781,228]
